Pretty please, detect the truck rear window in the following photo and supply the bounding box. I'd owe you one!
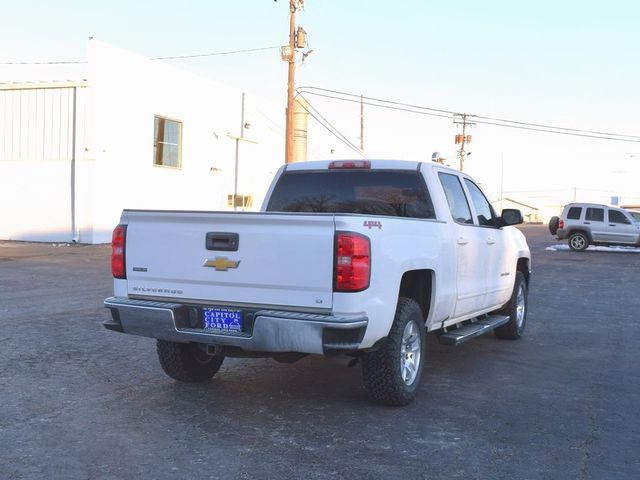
[266,170,435,219]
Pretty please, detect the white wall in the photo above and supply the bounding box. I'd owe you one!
[86,40,284,243]
[0,41,285,244]
[0,85,89,242]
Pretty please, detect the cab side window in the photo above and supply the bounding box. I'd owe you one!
[464,178,496,227]
[608,210,630,224]
[586,208,604,222]
[438,173,473,224]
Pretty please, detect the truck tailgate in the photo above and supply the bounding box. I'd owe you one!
[123,211,336,309]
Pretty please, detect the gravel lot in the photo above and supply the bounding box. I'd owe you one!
[1,225,638,479]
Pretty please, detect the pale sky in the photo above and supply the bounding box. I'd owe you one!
[2,0,639,206]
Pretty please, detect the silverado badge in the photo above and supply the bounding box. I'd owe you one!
[203,257,241,271]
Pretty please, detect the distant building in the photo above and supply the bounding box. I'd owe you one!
[0,40,283,243]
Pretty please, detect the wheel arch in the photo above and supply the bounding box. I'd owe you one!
[398,269,434,324]
[516,257,531,286]
[567,228,592,242]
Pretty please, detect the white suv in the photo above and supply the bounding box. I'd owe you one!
[549,203,640,251]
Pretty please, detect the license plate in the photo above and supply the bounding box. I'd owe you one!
[202,307,243,332]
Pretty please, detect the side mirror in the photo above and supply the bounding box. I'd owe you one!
[499,208,523,226]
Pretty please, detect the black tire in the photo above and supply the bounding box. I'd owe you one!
[156,341,224,382]
[361,297,426,406]
[568,232,589,251]
[494,271,527,340]
[548,216,560,235]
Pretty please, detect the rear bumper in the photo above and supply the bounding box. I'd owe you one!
[103,297,368,355]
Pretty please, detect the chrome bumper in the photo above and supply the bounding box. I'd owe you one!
[103,297,368,355]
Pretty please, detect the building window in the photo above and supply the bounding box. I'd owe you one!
[153,116,182,168]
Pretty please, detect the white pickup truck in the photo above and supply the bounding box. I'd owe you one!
[104,159,531,405]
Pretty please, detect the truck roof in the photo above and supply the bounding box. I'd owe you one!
[284,159,454,172]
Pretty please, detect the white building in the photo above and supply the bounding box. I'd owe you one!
[0,40,284,243]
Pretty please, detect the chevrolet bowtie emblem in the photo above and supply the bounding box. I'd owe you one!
[203,257,241,271]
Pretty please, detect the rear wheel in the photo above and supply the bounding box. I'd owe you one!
[156,341,224,382]
[494,271,527,340]
[361,297,426,406]
[568,232,589,251]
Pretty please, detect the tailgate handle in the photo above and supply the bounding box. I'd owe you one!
[206,232,239,251]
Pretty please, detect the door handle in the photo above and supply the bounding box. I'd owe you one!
[457,237,469,246]
[583,222,591,225]
[487,237,496,245]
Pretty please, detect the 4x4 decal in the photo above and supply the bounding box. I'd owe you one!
[363,220,382,230]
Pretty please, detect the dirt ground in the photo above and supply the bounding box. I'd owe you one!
[1,226,638,479]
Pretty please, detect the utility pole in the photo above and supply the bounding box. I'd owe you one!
[454,113,475,172]
[360,94,364,151]
[284,1,297,164]
[228,92,257,211]
[233,92,245,211]
[282,0,306,163]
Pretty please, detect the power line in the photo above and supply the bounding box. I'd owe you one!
[296,90,453,120]
[0,60,86,65]
[471,119,640,143]
[303,100,366,158]
[296,93,366,158]
[151,46,280,60]
[297,94,360,150]
[298,86,457,115]
[300,86,640,139]
[297,86,640,143]
[0,46,281,65]
[474,113,640,139]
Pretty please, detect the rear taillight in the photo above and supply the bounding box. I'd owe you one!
[334,232,370,292]
[111,224,127,279]
[559,218,565,229]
